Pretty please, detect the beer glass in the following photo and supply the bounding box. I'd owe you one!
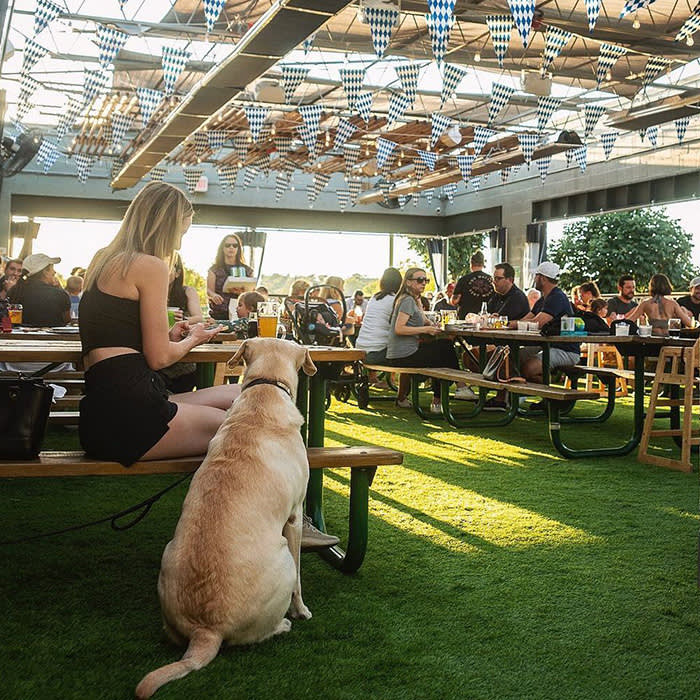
[668,318,681,337]
[258,301,279,338]
[8,304,22,325]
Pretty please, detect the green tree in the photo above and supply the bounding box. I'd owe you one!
[550,208,697,293]
[184,266,207,306]
[407,233,485,282]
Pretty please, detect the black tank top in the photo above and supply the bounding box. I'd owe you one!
[79,285,142,355]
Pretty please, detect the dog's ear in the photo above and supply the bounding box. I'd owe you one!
[301,348,317,376]
[228,340,248,368]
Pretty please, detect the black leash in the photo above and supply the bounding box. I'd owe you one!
[0,472,193,546]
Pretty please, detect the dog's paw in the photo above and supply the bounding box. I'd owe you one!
[289,603,312,620]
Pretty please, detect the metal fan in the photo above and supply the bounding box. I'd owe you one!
[1,128,43,177]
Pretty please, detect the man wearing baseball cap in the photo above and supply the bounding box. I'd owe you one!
[677,276,700,320]
[7,252,70,326]
[510,261,580,384]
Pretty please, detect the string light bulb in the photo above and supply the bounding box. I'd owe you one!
[632,14,640,29]
[606,70,612,81]
[687,35,695,47]
[474,52,481,63]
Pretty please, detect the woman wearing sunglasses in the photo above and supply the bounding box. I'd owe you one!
[207,233,254,320]
[386,268,460,413]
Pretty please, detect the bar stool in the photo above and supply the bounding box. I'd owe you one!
[584,342,629,397]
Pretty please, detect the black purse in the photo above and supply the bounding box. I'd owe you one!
[0,363,61,459]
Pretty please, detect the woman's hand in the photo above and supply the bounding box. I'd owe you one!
[422,325,441,336]
[169,320,190,341]
[188,322,224,346]
[209,292,224,305]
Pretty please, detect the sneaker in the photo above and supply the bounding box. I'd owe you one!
[301,514,340,551]
[483,397,508,412]
[430,401,442,414]
[395,397,412,408]
[454,386,477,401]
[528,400,546,413]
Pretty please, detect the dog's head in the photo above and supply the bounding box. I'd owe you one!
[228,338,316,396]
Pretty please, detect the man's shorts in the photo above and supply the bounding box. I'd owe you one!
[518,345,580,369]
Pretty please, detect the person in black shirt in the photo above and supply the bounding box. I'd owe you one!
[606,274,638,322]
[676,275,700,320]
[451,251,493,319]
[486,263,530,320]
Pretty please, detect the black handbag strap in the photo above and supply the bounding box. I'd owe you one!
[20,362,64,380]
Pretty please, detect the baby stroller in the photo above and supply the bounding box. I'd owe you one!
[283,285,369,409]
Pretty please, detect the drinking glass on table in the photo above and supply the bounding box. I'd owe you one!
[7,304,22,325]
[258,301,280,338]
[668,318,682,337]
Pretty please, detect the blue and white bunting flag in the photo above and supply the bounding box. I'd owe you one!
[34,0,62,36]
[487,82,515,126]
[244,106,270,143]
[298,104,323,149]
[334,118,356,150]
[536,96,561,133]
[55,98,81,140]
[337,188,351,212]
[183,167,203,193]
[297,123,317,160]
[388,92,411,125]
[82,69,108,107]
[149,166,167,182]
[344,145,361,176]
[440,63,467,108]
[340,67,365,110]
[161,46,190,96]
[274,171,289,201]
[414,158,427,182]
[193,132,209,157]
[253,151,270,176]
[675,5,700,42]
[21,38,48,76]
[302,33,316,54]
[36,139,56,164]
[207,130,229,152]
[348,178,362,205]
[542,26,572,73]
[585,0,602,32]
[430,112,452,148]
[39,142,60,173]
[600,132,618,159]
[486,15,512,68]
[425,0,457,64]
[136,87,163,125]
[233,133,249,161]
[643,56,671,90]
[572,144,587,172]
[74,154,96,184]
[444,182,457,204]
[470,176,481,192]
[356,92,373,122]
[307,172,330,204]
[398,194,409,209]
[110,112,132,149]
[500,167,511,184]
[242,166,258,189]
[217,164,238,191]
[646,125,658,147]
[507,0,536,47]
[96,25,128,69]
[364,6,399,58]
[18,74,41,105]
[473,125,495,155]
[456,154,475,182]
[425,188,434,204]
[584,104,606,137]
[620,0,658,18]
[639,128,647,141]
[281,65,309,104]
[273,136,292,158]
[109,158,122,181]
[395,62,421,106]
[418,150,437,171]
[596,43,627,88]
[203,0,225,32]
[535,155,552,182]
[15,100,33,123]
[675,116,690,142]
[376,138,397,170]
[518,132,538,164]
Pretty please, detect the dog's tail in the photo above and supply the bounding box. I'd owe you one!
[135,627,222,699]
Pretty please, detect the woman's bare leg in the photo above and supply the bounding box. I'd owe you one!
[171,383,241,410]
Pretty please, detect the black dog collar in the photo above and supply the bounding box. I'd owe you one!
[241,377,293,398]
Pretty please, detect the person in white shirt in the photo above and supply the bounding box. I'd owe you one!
[356,268,402,363]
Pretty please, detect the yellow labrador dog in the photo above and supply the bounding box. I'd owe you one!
[135,338,317,699]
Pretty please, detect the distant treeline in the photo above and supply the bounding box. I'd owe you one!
[259,273,380,297]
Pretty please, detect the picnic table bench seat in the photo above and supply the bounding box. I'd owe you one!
[0,446,403,574]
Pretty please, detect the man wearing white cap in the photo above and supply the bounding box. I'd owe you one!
[676,276,700,321]
[510,261,580,384]
[8,253,70,327]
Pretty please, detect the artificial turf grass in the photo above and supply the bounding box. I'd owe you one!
[1,404,699,700]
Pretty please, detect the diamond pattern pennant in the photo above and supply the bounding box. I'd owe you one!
[356,92,373,122]
[244,106,270,143]
[340,67,365,110]
[585,0,602,32]
[82,69,108,107]
[675,5,700,42]
[376,138,397,170]
[337,189,350,211]
[56,98,82,140]
[456,154,475,182]
[18,74,40,105]
[572,144,587,172]
[298,104,323,151]
[334,118,356,150]
[110,112,132,149]
[395,62,421,106]
[96,24,128,69]
[364,6,399,59]
[675,116,690,142]
[150,166,167,182]
[500,167,511,184]
[536,96,562,133]
[600,132,618,159]
[193,132,209,157]
[347,178,362,205]
[620,0,658,18]
[388,92,411,125]
[596,43,627,88]
[274,171,290,201]
[443,182,457,204]
[542,26,572,73]
[297,123,317,160]
[425,188,434,204]
[308,172,330,204]
[473,125,495,155]
[110,158,123,181]
[535,155,552,182]
[203,0,226,32]
[41,143,60,173]
[162,46,190,96]
[36,139,57,165]
[418,150,437,171]
[74,154,96,184]
[15,99,34,123]
[136,87,163,125]
[487,83,515,127]
[207,130,228,152]
[414,158,427,181]
[242,166,258,189]
[486,15,513,68]
[426,0,457,64]
[183,167,203,193]
[217,164,238,190]
[34,0,62,36]
[518,132,538,164]
[254,151,271,176]
[233,133,249,161]
[302,33,315,54]
[646,125,658,147]
[430,112,452,148]
[470,176,481,192]
[508,0,536,48]
[281,65,309,104]
[643,56,671,90]
[21,38,48,76]
[440,63,467,108]
[584,104,606,138]
[343,143,361,175]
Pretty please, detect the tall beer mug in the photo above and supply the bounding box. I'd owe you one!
[258,301,279,338]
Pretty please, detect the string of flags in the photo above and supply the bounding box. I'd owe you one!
[675,116,690,142]
[340,67,365,111]
[96,25,128,70]
[34,0,62,36]
[74,154,96,184]
[536,96,562,133]
[149,166,167,182]
[244,106,269,143]
[202,0,226,33]
[600,132,618,159]
[281,66,309,104]
[364,5,399,59]
[486,15,513,68]
[183,167,203,193]
[395,63,421,106]
[136,88,163,126]
[162,46,190,96]
[487,83,515,127]
[541,27,572,74]
[585,0,602,32]
[425,0,457,64]
[583,104,606,138]
[440,64,467,108]
[507,0,536,48]
[595,44,627,88]
[675,5,700,42]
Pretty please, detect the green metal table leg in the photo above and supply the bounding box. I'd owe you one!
[411,374,431,420]
[440,380,516,427]
[196,362,216,388]
[306,371,327,531]
[319,466,377,574]
[297,371,309,446]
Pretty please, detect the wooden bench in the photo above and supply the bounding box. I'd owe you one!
[0,445,403,574]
